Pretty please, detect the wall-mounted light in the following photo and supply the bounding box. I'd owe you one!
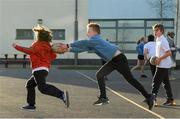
[37,19,43,25]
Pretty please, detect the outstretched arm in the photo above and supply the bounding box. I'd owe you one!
[69,46,90,53]
[69,39,98,53]
[70,39,97,48]
[12,43,34,54]
[52,39,97,54]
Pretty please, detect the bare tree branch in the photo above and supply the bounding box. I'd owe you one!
[147,0,175,18]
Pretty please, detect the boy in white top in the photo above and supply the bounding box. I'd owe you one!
[144,34,156,76]
[152,24,175,106]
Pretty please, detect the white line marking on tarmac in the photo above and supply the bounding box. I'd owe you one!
[76,71,165,119]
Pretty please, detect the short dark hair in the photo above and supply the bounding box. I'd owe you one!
[167,32,175,38]
[152,23,165,34]
[87,23,101,34]
[147,34,155,42]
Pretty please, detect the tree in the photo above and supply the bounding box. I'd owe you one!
[147,0,175,19]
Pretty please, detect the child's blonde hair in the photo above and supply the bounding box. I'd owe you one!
[152,24,165,34]
[33,25,52,42]
[87,23,101,34]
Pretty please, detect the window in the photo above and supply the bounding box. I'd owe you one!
[16,29,33,40]
[16,29,65,40]
[118,43,137,53]
[51,29,65,40]
[101,29,116,42]
[118,29,144,42]
[117,29,144,53]
[118,20,144,27]
[89,19,174,53]
[90,21,116,27]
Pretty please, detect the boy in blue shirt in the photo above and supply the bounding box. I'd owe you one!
[58,23,155,110]
[131,37,147,78]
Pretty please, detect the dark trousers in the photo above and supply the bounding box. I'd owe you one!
[152,67,173,100]
[96,54,149,99]
[149,62,156,77]
[26,70,64,106]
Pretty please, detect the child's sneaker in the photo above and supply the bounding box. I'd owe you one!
[163,99,176,106]
[143,98,158,106]
[93,97,109,106]
[21,104,36,111]
[147,94,156,110]
[62,91,70,108]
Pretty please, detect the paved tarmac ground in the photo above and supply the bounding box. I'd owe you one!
[0,67,180,118]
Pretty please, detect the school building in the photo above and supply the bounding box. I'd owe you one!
[0,0,179,65]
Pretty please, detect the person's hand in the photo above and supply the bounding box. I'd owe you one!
[12,43,17,48]
[155,58,161,65]
[59,43,68,50]
[58,46,68,54]
[52,43,69,54]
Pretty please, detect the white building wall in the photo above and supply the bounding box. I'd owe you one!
[0,0,88,59]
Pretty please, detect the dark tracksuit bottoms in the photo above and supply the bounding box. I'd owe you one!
[26,70,64,106]
[96,53,150,99]
[152,67,173,100]
[148,58,156,76]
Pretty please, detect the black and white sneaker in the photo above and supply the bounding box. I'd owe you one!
[143,98,158,106]
[62,91,70,108]
[21,105,36,111]
[147,94,156,110]
[93,97,109,106]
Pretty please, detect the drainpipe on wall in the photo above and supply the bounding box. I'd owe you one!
[74,0,78,65]
[175,0,179,45]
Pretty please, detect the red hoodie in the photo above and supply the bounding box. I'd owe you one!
[15,41,57,70]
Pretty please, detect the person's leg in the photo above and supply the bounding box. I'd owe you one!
[131,60,140,72]
[93,61,115,105]
[96,61,114,98]
[101,60,109,81]
[149,63,156,77]
[139,59,147,78]
[168,68,173,80]
[139,60,144,73]
[114,54,155,110]
[162,69,173,100]
[26,75,37,106]
[21,75,37,110]
[33,70,64,99]
[152,68,165,96]
[114,54,149,99]
[140,65,144,74]
[161,68,176,105]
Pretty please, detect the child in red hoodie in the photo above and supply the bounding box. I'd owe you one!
[12,26,69,111]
